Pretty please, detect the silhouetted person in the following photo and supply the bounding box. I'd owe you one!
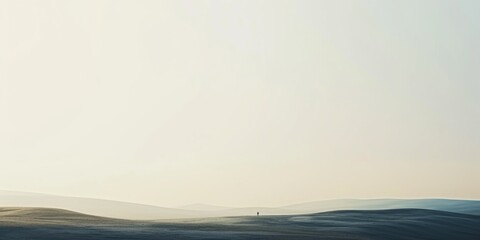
[257,212,259,216]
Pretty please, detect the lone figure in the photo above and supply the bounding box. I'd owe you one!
[257,212,259,216]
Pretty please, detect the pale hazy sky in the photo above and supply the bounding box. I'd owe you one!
[0,0,479,207]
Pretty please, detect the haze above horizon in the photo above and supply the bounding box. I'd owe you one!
[1,0,479,208]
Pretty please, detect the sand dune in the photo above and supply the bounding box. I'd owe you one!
[1,207,479,239]
[282,198,480,215]
[2,190,480,220]
[0,190,202,220]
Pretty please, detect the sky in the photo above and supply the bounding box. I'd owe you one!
[0,0,479,208]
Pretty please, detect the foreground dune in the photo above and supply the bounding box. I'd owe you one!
[1,207,479,239]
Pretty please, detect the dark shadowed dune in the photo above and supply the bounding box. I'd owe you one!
[283,198,480,216]
[1,207,479,240]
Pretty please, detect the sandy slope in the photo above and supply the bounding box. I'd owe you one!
[1,207,479,240]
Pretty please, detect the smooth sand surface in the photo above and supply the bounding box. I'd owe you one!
[1,207,480,239]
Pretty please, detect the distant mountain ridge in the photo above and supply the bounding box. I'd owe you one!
[1,190,479,220]
[178,203,230,211]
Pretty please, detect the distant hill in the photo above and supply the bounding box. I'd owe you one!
[1,207,479,239]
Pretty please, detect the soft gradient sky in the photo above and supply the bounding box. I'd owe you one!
[0,0,479,207]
